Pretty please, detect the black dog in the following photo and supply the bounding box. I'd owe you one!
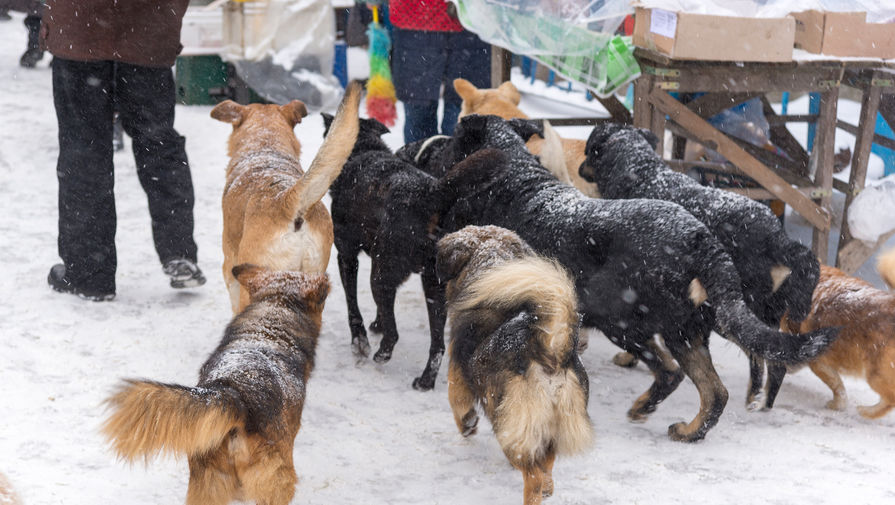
[428,114,837,442]
[322,115,449,390]
[580,122,823,410]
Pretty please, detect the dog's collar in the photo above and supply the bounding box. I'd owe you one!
[414,135,450,164]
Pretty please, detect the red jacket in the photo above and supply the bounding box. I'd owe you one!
[389,0,462,32]
[42,0,189,68]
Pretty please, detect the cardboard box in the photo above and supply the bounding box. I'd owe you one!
[791,10,895,59]
[633,7,794,62]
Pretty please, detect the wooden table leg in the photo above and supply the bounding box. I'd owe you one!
[836,78,883,273]
[810,88,840,265]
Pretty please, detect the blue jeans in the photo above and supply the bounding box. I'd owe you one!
[403,99,462,144]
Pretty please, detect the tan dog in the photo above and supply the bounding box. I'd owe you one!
[780,261,895,418]
[102,264,330,505]
[211,81,362,312]
[437,225,593,505]
[453,78,597,197]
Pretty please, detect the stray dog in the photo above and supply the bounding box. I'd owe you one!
[211,81,362,312]
[102,264,329,505]
[453,78,597,197]
[431,114,836,441]
[321,115,452,390]
[437,225,592,505]
[580,122,822,409]
[776,263,895,418]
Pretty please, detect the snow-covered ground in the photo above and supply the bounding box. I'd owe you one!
[2,14,895,505]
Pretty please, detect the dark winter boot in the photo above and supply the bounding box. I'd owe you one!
[163,259,206,289]
[48,264,116,301]
[19,14,44,68]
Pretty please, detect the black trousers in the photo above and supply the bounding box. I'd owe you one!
[52,57,197,292]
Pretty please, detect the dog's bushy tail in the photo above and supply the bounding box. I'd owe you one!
[102,379,243,462]
[767,240,820,324]
[287,80,364,217]
[879,246,895,290]
[457,257,593,463]
[455,256,579,367]
[692,230,837,364]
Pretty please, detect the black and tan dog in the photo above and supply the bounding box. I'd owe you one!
[580,122,823,410]
[102,264,329,505]
[211,81,361,313]
[427,114,837,442]
[321,115,455,390]
[437,225,592,505]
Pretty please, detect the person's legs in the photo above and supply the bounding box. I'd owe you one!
[115,63,199,269]
[392,28,447,143]
[403,100,439,143]
[51,58,117,297]
[443,30,492,135]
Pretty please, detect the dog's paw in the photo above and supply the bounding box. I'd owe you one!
[369,318,383,334]
[542,477,554,497]
[373,348,392,363]
[667,422,705,443]
[460,411,479,437]
[612,352,639,368]
[826,397,847,411]
[627,409,650,424]
[412,376,435,391]
[746,392,765,412]
[352,337,371,359]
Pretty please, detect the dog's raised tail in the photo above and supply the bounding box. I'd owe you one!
[102,379,242,463]
[879,246,895,290]
[287,80,364,217]
[692,231,838,365]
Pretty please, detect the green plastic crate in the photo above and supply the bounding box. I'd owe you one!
[175,55,229,105]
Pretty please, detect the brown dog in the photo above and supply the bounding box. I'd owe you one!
[780,262,895,418]
[437,225,593,505]
[453,78,597,197]
[102,264,330,505]
[211,81,362,312]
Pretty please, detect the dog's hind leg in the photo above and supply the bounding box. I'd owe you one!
[664,331,729,442]
[858,364,895,419]
[448,357,479,437]
[540,445,556,498]
[518,463,546,505]
[746,354,766,411]
[337,250,370,358]
[186,455,238,505]
[413,265,446,391]
[624,336,684,422]
[369,260,404,363]
[763,361,788,410]
[809,361,847,411]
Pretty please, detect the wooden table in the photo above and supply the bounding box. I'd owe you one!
[632,48,894,271]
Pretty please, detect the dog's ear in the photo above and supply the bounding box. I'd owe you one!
[507,118,543,141]
[210,100,245,125]
[232,263,267,296]
[321,112,335,136]
[453,78,479,102]
[300,273,331,308]
[497,81,522,105]
[436,231,479,283]
[638,128,660,150]
[281,100,308,127]
[369,118,391,136]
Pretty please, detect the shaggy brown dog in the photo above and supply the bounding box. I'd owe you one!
[438,225,592,505]
[453,78,596,197]
[102,265,329,505]
[779,263,895,418]
[211,81,361,312]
